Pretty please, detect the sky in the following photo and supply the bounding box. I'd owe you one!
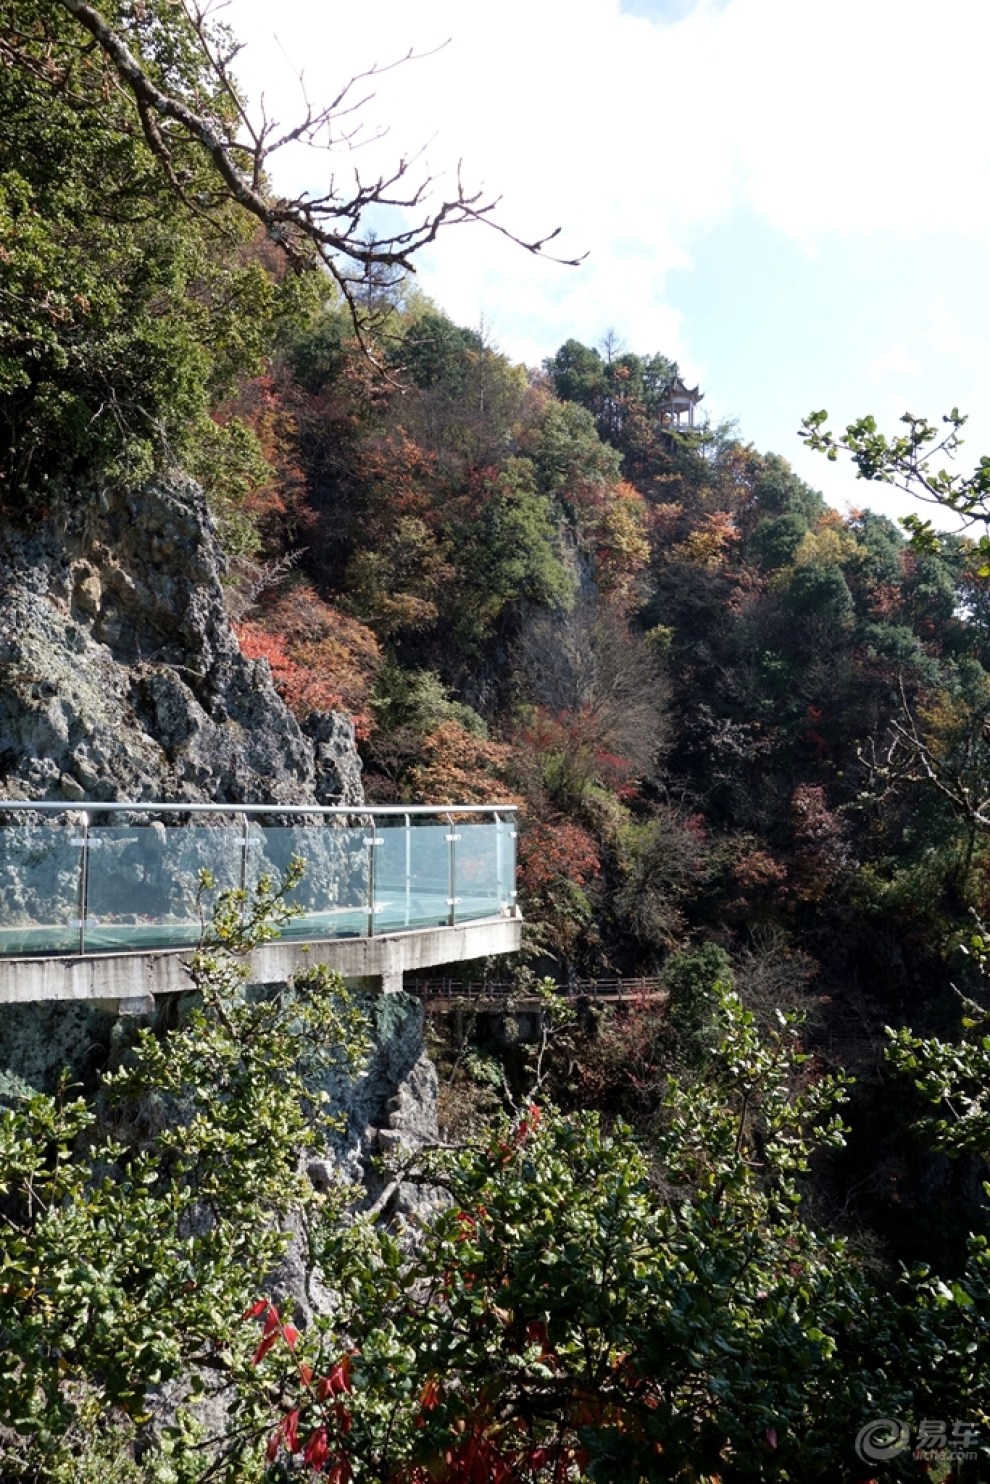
[224,0,990,526]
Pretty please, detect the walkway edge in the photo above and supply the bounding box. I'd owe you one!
[0,915,522,1006]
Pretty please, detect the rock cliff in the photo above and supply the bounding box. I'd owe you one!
[0,476,438,1185]
[0,478,362,806]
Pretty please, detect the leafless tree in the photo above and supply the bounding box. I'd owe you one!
[224,548,307,622]
[516,599,670,779]
[862,675,990,828]
[38,0,583,347]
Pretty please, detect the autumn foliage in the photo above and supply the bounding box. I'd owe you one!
[235,580,379,737]
[405,721,521,806]
[517,818,601,900]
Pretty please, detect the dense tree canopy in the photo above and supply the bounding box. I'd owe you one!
[0,0,293,499]
[0,0,576,509]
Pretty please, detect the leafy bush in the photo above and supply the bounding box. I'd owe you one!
[0,870,368,1478]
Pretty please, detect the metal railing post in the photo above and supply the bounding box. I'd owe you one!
[494,811,503,910]
[239,812,250,923]
[447,818,460,927]
[509,816,518,914]
[78,812,90,955]
[365,818,383,938]
[404,812,411,927]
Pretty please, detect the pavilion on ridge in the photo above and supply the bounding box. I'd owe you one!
[660,376,704,431]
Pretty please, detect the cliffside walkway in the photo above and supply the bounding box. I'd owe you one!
[410,976,666,1008]
[0,801,521,1011]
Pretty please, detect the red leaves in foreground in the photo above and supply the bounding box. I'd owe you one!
[435,1428,586,1484]
[442,1425,516,1484]
[315,1354,353,1401]
[242,1299,300,1366]
[418,1377,442,1413]
[496,1103,542,1165]
[242,1299,353,1475]
[303,1426,330,1470]
[241,1288,585,1482]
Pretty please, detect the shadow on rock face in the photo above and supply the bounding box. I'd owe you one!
[0,477,363,807]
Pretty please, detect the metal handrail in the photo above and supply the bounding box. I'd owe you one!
[409,976,664,1001]
[0,801,518,818]
[0,801,519,958]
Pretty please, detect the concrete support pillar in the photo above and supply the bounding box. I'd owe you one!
[94,994,156,1017]
[380,967,404,995]
[118,994,156,1016]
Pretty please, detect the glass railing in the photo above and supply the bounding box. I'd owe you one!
[0,804,518,957]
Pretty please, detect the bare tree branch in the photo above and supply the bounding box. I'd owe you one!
[50,0,586,346]
[857,673,990,834]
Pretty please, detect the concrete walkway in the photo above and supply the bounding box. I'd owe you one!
[0,913,522,1013]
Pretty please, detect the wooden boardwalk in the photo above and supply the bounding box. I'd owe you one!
[408,976,666,1010]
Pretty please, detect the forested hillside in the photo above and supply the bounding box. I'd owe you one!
[3,2,990,1480]
[209,286,990,1261]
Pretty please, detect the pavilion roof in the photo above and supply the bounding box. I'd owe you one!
[665,376,704,402]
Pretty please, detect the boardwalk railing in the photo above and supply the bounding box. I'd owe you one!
[0,802,518,958]
[409,976,664,1003]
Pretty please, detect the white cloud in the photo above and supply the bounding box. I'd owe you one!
[926,292,990,378]
[219,0,990,525]
[719,0,990,242]
[224,0,990,372]
[869,347,922,385]
[226,0,706,365]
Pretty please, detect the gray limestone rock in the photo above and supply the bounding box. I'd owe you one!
[304,710,365,806]
[0,479,445,1453]
[0,477,363,809]
[0,998,122,1102]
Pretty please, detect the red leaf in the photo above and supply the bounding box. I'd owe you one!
[303,1426,329,1470]
[455,1210,477,1240]
[251,1331,278,1367]
[315,1354,352,1399]
[418,1377,441,1412]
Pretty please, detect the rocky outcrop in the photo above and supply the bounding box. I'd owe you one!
[0,476,440,1277]
[0,478,362,807]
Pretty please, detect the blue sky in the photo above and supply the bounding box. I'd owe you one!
[227,0,990,527]
[671,216,990,519]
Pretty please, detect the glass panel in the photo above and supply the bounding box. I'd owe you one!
[456,821,501,921]
[498,817,518,912]
[249,825,370,940]
[374,821,413,930]
[85,826,243,952]
[379,822,451,931]
[417,821,454,926]
[0,812,517,956]
[371,820,448,932]
[0,825,82,956]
